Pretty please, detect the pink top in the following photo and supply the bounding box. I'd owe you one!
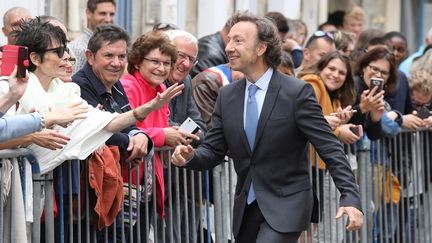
[121,70,169,217]
[121,70,170,146]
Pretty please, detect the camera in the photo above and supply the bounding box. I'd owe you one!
[370,78,384,93]
[417,107,431,119]
[1,45,29,78]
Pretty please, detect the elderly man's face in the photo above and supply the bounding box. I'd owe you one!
[2,10,31,44]
[169,37,197,83]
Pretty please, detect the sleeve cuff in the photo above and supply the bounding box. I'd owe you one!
[128,129,144,137]
[292,45,303,51]
[143,133,155,162]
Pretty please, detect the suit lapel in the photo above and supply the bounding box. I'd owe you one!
[254,72,281,149]
[233,79,253,155]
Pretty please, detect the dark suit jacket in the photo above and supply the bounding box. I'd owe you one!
[186,71,361,235]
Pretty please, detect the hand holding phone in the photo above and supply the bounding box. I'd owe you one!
[179,117,200,134]
[349,125,363,137]
[1,45,29,78]
[417,107,431,119]
[370,78,384,94]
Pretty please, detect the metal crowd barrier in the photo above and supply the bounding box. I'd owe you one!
[0,148,34,243]
[301,128,432,243]
[0,129,430,242]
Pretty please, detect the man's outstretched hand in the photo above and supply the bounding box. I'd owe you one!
[171,144,194,166]
[335,206,363,231]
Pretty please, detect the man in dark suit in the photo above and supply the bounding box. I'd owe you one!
[171,12,363,243]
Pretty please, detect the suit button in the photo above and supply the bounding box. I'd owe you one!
[244,191,247,196]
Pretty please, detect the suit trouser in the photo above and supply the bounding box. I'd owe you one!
[235,201,302,243]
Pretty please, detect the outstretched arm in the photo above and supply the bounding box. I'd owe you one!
[103,82,184,133]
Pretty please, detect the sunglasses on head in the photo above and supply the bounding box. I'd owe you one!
[44,46,69,58]
[153,23,179,31]
[313,31,334,40]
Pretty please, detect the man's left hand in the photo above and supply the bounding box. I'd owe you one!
[335,206,363,231]
[126,133,149,166]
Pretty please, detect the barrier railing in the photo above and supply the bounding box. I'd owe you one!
[0,129,430,242]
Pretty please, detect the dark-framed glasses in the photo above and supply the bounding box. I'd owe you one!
[44,46,70,58]
[68,57,76,65]
[412,100,431,110]
[368,64,390,77]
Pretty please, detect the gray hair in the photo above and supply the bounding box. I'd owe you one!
[164,29,198,47]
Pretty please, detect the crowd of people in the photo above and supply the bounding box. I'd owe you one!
[0,0,431,242]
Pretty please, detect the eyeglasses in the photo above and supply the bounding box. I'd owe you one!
[143,57,172,69]
[153,23,179,31]
[68,57,76,65]
[177,51,198,66]
[368,64,390,77]
[412,100,431,109]
[44,46,70,58]
[312,31,334,40]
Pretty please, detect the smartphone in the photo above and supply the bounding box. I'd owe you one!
[1,45,29,78]
[349,125,363,137]
[370,78,384,93]
[417,107,431,119]
[179,117,200,134]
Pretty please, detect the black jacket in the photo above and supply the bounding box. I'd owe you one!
[191,32,228,77]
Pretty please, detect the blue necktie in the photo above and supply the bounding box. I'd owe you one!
[245,85,258,204]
